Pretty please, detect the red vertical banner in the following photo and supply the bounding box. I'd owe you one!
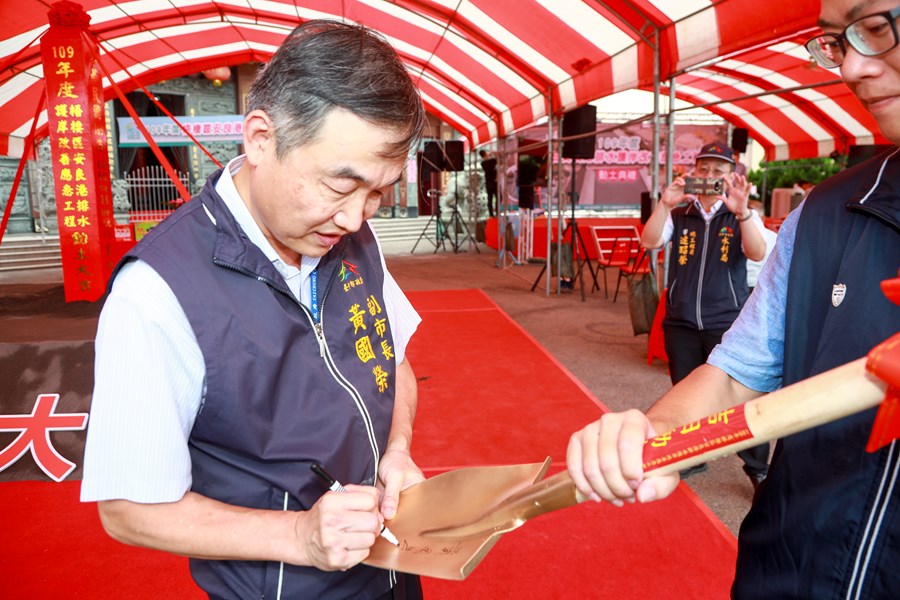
[40,1,115,302]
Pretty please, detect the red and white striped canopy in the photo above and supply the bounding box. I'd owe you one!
[0,0,888,160]
[667,33,886,160]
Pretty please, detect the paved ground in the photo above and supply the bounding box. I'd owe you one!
[0,235,758,536]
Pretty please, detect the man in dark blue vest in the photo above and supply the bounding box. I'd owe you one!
[82,21,427,600]
[640,141,770,488]
[567,0,900,597]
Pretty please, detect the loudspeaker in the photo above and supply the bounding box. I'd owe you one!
[731,128,749,153]
[422,141,443,172]
[416,149,440,216]
[562,105,597,159]
[640,192,652,224]
[443,140,464,172]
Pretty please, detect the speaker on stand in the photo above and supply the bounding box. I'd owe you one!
[412,141,447,253]
[442,140,479,254]
[443,140,465,172]
[731,127,749,154]
[640,191,652,225]
[562,105,597,161]
[532,104,598,300]
[416,142,442,216]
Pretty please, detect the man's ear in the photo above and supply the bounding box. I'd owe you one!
[244,110,274,166]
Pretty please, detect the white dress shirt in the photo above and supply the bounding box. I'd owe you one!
[81,157,420,503]
[661,198,766,252]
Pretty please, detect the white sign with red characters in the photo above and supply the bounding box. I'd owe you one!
[0,394,88,482]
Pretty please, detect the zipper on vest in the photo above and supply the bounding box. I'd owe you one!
[213,249,383,481]
[313,323,325,357]
[213,257,327,356]
[696,221,711,330]
[316,244,383,477]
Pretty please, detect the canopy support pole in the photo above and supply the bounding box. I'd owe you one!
[651,28,661,207]
[546,90,555,296]
[495,134,519,270]
[661,76,677,291]
[666,77,676,189]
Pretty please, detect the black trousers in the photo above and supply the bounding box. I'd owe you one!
[384,574,424,600]
[485,186,497,217]
[663,323,769,476]
[208,574,422,600]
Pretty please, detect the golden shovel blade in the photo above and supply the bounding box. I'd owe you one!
[364,459,551,580]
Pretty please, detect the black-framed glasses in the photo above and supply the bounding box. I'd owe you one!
[805,6,900,68]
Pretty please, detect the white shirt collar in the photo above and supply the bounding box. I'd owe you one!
[214,155,319,302]
[692,198,724,223]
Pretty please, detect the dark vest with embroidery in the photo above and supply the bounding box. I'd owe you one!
[664,203,748,331]
[732,149,900,599]
[116,171,398,599]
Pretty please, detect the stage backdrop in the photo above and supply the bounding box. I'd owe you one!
[513,121,728,210]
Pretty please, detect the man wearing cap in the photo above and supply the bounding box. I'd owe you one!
[639,142,770,487]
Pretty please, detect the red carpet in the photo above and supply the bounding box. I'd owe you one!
[0,288,735,598]
[0,480,204,598]
[406,289,736,599]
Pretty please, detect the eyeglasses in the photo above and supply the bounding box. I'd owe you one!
[805,6,900,68]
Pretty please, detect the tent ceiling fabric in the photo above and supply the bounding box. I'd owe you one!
[0,0,887,160]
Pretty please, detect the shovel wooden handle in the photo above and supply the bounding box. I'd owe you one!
[640,356,885,477]
[427,356,887,538]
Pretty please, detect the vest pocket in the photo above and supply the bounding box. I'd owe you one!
[263,490,292,600]
[727,274,739,307]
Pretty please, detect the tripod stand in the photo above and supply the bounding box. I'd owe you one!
[530,157,597,301]
[444,171,479,254]
[411,188,447,253]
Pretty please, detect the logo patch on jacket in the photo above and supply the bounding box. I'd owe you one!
[832,283,846,307]
[718,226,734,262]
[677,229,697,265]
[340,260,364,292]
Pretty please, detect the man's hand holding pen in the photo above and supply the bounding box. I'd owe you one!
[296,483,385,572]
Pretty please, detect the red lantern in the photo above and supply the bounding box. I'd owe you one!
[202,67,231,86]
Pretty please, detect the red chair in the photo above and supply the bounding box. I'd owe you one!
[593,234,635,298]
[614,247,652,302]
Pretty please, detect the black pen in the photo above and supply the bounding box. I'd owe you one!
[310,463,400,546]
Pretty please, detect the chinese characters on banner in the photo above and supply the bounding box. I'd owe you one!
[40,4,115,302]
[581,122,729,204]
[641,406,754,470]
[0,394,88,482]
[516,121,728,206]
[117,115,245,146]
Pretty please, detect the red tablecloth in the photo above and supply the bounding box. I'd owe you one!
[485,216,643,259]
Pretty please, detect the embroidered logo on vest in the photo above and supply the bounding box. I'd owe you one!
[832,283,847,307]
[677,229,697,265]
[339,260,364,292]
[348,295,393,393]
[718,226,734,262]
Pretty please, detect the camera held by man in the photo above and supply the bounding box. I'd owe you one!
[683,176,724,196]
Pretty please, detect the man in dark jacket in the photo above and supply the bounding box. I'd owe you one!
[567,0,900,597]
[82,21,427,600]
[640,141,770,486]
[480,149,498,217]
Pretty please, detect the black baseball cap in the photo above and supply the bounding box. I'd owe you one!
[696,142,735,164]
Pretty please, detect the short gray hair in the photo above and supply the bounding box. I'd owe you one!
[248,20,426,160]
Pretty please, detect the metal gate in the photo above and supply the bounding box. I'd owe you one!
[124,165,188,223]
